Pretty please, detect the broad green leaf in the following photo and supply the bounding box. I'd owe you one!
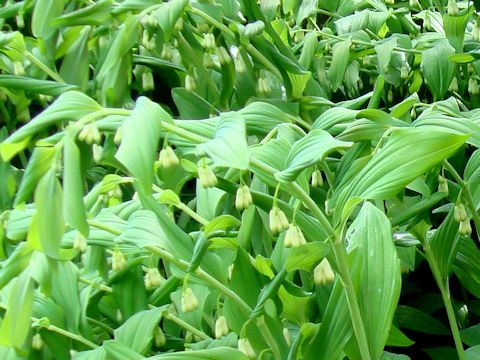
[59,26,90,90]
[153,0,188,42]
[147,347,249,360]
[14,145,56,206]
[443,9,472,53]
[0,75,77,95]
[285,242,329,272]
[386,325,415,347]
[63,132,88,236]
[345,203,401,360]
[0,91,102,161]
[420,40,456,100]
[53,0,113,27]
[331,128,468,219]
[197,113,250,170]
[172,88,213,120]
[460,323,480,346]
[275,129,352,182]
[394,305,450,335]
[103,340,145,360]
[115,306,167,354]
[204,215,241,236]
[72,348,107,360]
[328,39,351,91]
[32,0,65,39]
[34,168,65,258]
[115,97,170,194]
[0,243,32,290]
[0,271,34,351]
[466,345,480,360]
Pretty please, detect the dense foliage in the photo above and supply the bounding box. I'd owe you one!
[1,0,480,359]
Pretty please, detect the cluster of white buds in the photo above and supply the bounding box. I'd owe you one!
[238,338,256,359]
[181,287,199,313]
[73,232,87,253]
[161,45,173,61]
[214,315,229,338]
[112,249,127,271]
[311,170,323,188]
[202,33,216,50]
[454,203,468,222]
[459,219,472,236]
[144,268,163,290]
[154,327,166,347]
[269,206,289,234]
[78,124,102,145]
[438,175,448,195]
[314,258,335,285]
[447,0,458,16]
[235,185,253,211]
[197,164,218,188]
[400,64,410,80]
[468,79,479,96]
[142,30,156,51]
[284,224,307,248]
[158,146,179,169]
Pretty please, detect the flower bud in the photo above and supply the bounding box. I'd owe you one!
[144,268,163,290]
[142,30,156,51]
[114,127,123,145]
[447,0,458,16]
[468,79,479,96]
[235,185,253,211]
[203,53,215,68]
[314,258,335,285]
[216,46,232,65]
[185,74,197,92]
[78,124,102,145]
[269,206,289,234]
[92,144,103,163]
[438,175,448,195]
[108,185,123,200]
[214,315,229,338]
[238,338,256,359]
[387,89,393,103]
[409,0,420,8]
[256,77,271,96]
[142,71,155,91]
[202,33,216,50]
[311,170,323,188]
[449,77,459,93]
[154,327,166,347]
[161,45,173,60]
[284,225,306,248]
[112,250,127,271]
[473,22,480,42]
[400,64,410,80]
[73,232,87,253]
[459,219,472,236]
[13,61,25,76]
[16,15,25,28]
[197,164,218,188]
[283,328,291,346]
[32,333,44,351]
[181,287,199,313]
[454,203,468,222]
[385,0,394,4]
[158,146,179,169]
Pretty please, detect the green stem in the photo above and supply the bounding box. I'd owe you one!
[188,7,235,39]
[424,246,465,360]
[145,246,253,315]
[163,312,211,340]
[246,44,284,81]
[24,51,66,84]
[177,202,209,226]
[79,276,113,293]
[257,318,282,360]
[0,302,98,349]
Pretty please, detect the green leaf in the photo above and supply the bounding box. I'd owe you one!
[115,306,167,354]
[152,0,188,42]
[197,113,250,170]
[275,129,352,182]
[204,215,241,236]
[59,27,90,90]
[53,0,113,27]
[147,347,249,360]
[346,203,401,360]
[115,97,170,194]
[63,131,88,236]
[32,0,65,39]
[103,340,145,360]
[331,128,468,220]
[0,75,77,95]
[420,40,456,100]
[72,348,107,360]
[0,91,102,161]
[285,242,330,272]
[0,271,34,351]
[328,39,351,92]
[443,9,472,53]
[394,305,450,335]
[34,168,65,258]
